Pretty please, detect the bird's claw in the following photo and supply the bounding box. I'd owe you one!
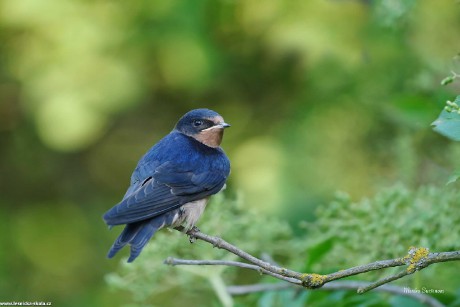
[187,226,200,243]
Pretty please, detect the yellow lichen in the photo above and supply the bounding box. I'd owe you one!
[301,273,327,288]
[310,273,326,286]
[405,246,430,273]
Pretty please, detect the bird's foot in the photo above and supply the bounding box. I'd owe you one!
[187,226,200,243]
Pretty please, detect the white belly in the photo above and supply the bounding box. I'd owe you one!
[171,198,209,230]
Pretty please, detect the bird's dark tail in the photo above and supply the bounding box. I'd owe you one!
[107,218,164,262]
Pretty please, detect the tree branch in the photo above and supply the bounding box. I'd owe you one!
[176,226,306,282]
[168,227,460,295]
[164,257,301,284]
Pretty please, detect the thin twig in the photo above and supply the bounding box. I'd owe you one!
[357,270,410,293]
[167,227,460,294]
[324,258,406,282]
[181,227,305,282]
[164,257,301,284]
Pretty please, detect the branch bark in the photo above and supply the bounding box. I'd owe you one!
[167,226,460,296]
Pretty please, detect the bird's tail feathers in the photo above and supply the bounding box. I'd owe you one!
[107,222,143,259]
[127,220,162,262]
[107,217,169,262]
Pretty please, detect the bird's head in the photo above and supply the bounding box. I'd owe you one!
[175,109,230,148]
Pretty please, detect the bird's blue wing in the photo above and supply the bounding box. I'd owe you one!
[153,161,226,195]
[103,161,228,225]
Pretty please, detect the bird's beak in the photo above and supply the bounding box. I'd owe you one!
[220,122,231,128]
[202,122,231,132]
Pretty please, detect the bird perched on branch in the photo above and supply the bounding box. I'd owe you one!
[103,109,231,262]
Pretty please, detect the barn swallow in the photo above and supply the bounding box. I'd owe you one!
[103,109,231,262]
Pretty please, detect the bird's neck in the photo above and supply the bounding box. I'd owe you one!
[192,128,224,148]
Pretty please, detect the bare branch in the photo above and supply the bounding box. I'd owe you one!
[167,227,460,296]
[164,257,301,284]
[179,227,305,282]
[357,270,409,293]
[356,250,460,294]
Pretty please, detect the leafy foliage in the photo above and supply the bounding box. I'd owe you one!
[306,185,460,268]
[107,185,460,306]
[432,96,460,141]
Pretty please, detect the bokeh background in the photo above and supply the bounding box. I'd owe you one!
[1,0,460,306]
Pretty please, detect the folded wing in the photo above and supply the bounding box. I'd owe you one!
[103,161,227,225]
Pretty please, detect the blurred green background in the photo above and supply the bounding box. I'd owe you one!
[1,0,460,306]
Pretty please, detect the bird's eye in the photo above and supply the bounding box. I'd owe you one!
[193,119,203,127]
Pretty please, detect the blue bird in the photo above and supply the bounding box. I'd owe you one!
[103,109,231,262]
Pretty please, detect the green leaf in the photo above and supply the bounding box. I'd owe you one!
[305,237,335,270]
[432,96,460,141]
[447,171,460,185]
